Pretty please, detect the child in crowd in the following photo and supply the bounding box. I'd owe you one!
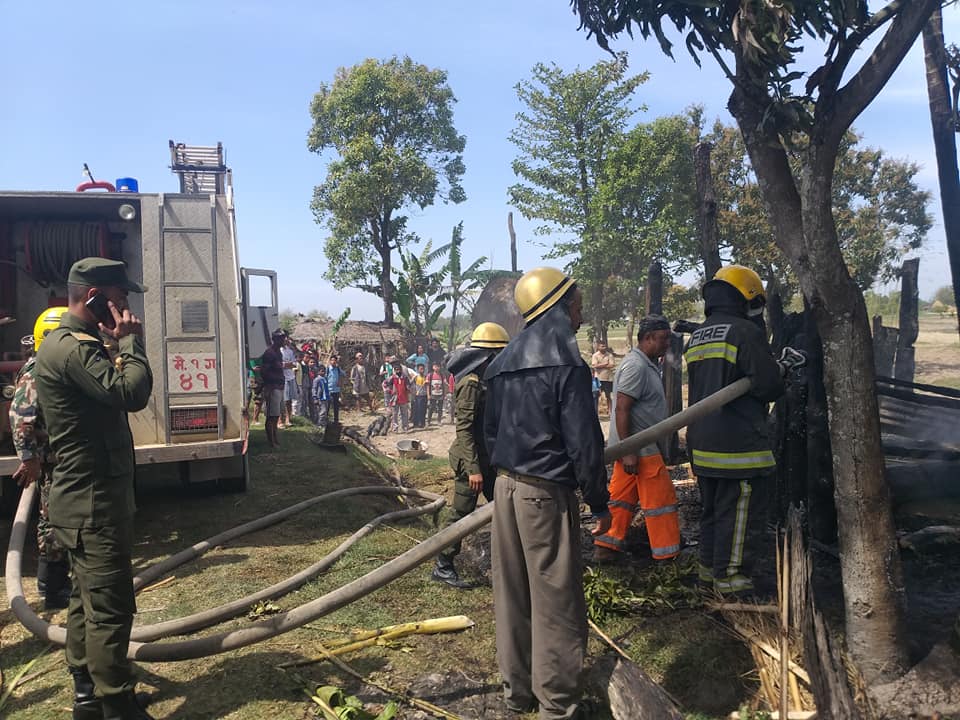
[592,370,602,415]
[426,362,444,424]
[327,354,343,424]
[312,365,330,428]
[389,360,410,432]
[412,363,428,428]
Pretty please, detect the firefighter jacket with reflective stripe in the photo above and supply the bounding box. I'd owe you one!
[684,311,784,479]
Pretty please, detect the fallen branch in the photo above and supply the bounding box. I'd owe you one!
[728,712,816,719]
[708,602,779,614]
[279,616,475,668]
[138,576,176,594]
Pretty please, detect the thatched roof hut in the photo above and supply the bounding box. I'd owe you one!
[290,319,406,369]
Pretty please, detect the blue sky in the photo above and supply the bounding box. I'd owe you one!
[1,1,956,319]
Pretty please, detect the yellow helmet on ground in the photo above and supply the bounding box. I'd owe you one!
[470,322,510,349]
[710,265,765,303]
[33,307,68,350]
[514,267,576,323]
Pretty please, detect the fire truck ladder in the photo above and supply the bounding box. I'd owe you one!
[158,142,228,443]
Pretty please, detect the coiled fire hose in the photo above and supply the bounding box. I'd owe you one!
[6,378,752,662]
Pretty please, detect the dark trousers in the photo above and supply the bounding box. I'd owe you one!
[439,470,493,560]
[428,396,444,424]
[53,523,137,698]
[697,476,768,593]
[330,393,341,424]
[412,395,427,427]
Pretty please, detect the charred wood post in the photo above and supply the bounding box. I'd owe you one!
[645,261,663,315]
[872,315,898,378]
[647,261,681,461]
[694,142,722,279]
[772,312,809,518]
[507,211,518,273]
[895,258,920,382]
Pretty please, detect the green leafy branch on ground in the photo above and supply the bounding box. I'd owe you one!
[584,557,701,624]
[312,685,397,720]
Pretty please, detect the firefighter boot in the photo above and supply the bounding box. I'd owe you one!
[431,555,471,589]
[101,690,155,720]
[69,665,102,720]
[40,559,72,610]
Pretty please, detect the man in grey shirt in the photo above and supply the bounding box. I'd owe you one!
[594,315,681,562]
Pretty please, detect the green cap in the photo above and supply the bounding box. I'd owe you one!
[67,257,147,293]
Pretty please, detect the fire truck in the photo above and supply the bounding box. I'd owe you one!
[0,142,279,510]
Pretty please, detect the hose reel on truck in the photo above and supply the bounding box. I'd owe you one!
[7,379,753,662]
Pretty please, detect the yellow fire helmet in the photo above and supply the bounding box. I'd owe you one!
[708,265,767,316]
[470,322,510,349]
[33,306,68,351]
[514,267,577,323]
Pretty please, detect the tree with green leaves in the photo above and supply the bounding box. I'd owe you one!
[393,241,449,336]
[572,0,940,685]
[595,111,701,331]
[708,122,931,297]
[308,56,466,324]
[933,284,956,308]
[443,222,487,351]
[509,54,648,343]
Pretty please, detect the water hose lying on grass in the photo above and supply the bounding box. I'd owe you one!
[6,378,752,661]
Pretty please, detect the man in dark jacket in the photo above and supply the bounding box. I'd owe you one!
[431,322,510,588]
[484,267,610,720]
[36,258,155,720]
[684,265,784,596]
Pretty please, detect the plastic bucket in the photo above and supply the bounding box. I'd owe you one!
[115,177,139,193]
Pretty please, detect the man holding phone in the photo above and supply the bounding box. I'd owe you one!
[35,258,155,720]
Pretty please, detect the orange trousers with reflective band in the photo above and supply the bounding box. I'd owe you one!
[594,455,681,560]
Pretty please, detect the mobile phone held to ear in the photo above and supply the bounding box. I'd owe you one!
[85,293,114,327]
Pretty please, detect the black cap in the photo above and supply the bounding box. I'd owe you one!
[68,258,147,293]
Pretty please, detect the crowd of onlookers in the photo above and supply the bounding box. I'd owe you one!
[247,333,455,435]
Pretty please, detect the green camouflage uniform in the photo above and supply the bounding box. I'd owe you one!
[9,357,64,562]
[35,311,153,700]
[440,372,495,560]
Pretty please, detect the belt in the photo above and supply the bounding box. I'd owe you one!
[498,469,547,484]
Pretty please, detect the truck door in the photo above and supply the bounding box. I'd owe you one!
[241,268,279,361]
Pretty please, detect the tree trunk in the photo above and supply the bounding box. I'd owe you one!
[380,240,395,326]
[923,8,960,337]
[590,278,607,345]
[732,89,907,682]
[694,142,722,279]
[448,293,459,351]
[798,155,907,684]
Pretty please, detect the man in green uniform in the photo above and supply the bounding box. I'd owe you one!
[35,258,154,720]
[10,308,71,610]
[431,322,510,589]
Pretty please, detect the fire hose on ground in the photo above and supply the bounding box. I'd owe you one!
[6,377,753,662]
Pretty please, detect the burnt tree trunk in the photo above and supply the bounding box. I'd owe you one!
[508,211,518,273]
[694,142,722,279]
[803,305,837,544]
[732,88,908,682]
[872,315,898,378]
[923,8,960,336]
[645,261,663,315]
[895,258,919,382]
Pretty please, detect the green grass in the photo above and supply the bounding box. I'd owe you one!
[0,426,754,719]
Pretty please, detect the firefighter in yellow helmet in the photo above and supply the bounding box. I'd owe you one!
[483,268,610,718]
[684,265,784,596]
[431,322,510,588]
[9,307,71,609]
